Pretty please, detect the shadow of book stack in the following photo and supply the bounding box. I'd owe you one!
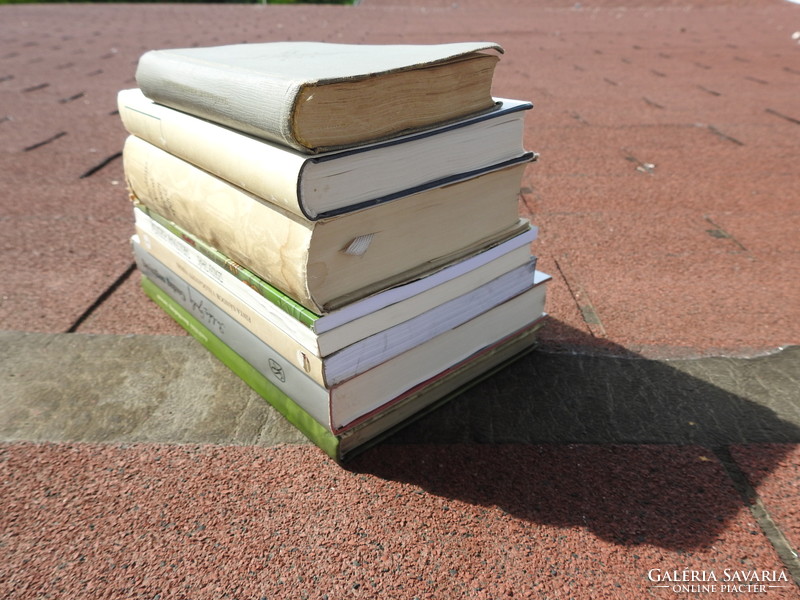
[120,41,550,462]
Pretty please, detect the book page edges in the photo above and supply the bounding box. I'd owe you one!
[320,219,531,312]
[339,319,537,459]
[290,53,500,153]
[315,226,537,332]
[328,279,547,429]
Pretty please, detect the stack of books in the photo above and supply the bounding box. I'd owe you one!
[120,41,550,461]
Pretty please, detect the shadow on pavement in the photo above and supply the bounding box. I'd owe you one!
[349,318,800,552]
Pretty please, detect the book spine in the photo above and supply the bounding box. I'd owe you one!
[118,89,310,219]
[135,218,321,354]
[139,275,342,461]
[134,206,320,329]
[135,51,305,151]
[134,229,329,387]
[134,240,332,427]
[123,134,321,313]
[135,217,321,353]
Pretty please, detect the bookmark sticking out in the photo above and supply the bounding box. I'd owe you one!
[342,233,374,257]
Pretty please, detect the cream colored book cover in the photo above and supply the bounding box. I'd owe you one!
[123,135,529,314]
[118,88,533,220]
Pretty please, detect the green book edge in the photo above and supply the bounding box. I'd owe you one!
[141,275,341,460]
[141,274,542,464]
[136,203,321,328]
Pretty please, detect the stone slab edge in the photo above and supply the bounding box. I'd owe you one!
[1,331,798,447]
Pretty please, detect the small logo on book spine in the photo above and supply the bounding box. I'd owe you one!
[268,358,286,382]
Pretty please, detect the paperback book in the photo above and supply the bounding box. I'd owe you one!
[141,274,543,462]
[134,238,550,432]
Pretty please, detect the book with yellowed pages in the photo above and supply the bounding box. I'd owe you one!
[123,134,532,314]
[118,88,534,220]
[134,238,549,436]
[135,41,504,154]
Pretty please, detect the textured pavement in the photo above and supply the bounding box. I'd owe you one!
[1,0,799,598]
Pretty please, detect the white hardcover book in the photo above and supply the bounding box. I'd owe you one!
[120,88,535,219]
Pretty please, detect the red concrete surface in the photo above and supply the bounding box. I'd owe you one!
[2,3,799,599]
[1,0,798,356]
[2,442,797,600]
[733,444,800,554]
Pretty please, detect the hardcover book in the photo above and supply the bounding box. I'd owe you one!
[135,41,504,153]
[124,134,532,313]
[134,238,550,432]
[118,88,534,220]
[140,274,543,462]
[135,206,538,357]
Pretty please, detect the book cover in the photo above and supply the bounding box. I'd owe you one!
[135,41,503,153]
[124,134,531,313]
[119,88,534,220]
